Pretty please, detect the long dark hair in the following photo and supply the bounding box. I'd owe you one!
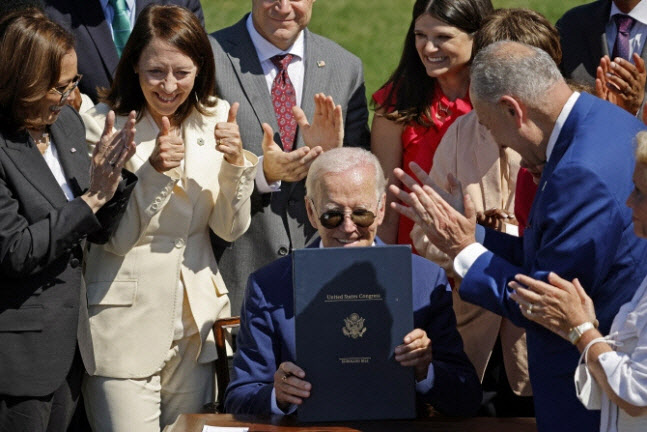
[100,5,217,125]
[375,0,493,126]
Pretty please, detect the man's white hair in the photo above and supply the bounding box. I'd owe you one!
[305,147,387,202]
[470,40,564,107]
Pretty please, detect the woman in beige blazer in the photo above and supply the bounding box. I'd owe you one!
[411,110,530,402]
[79,6,257,432]
[411,9,564,414]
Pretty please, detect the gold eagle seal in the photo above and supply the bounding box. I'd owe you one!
[342,313,366,339]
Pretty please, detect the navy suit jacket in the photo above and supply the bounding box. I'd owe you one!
[459,93,647,432]
[225,238,481,417]
[44,0,204,103]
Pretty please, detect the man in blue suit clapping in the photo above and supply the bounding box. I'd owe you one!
[391,40,647,432]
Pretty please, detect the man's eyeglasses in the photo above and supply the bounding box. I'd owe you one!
[309,198,379,229]
[50,74,83,103]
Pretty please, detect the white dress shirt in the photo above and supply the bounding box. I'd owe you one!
[99,0,136,39]
[606,1,647,60]
[246,14,306,193]
[453,92,581,278]
[42,137,75,202]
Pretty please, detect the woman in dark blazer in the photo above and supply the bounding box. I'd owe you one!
[0,10,137,431]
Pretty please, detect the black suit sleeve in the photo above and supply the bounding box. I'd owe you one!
[0,168,101,278]
[343,63,370,150]
[181,0,204,27]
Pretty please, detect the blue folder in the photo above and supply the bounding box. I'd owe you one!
[293,245,416,422]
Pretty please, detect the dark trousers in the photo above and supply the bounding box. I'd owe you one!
[0,349,83,432]
[478,337,535,417]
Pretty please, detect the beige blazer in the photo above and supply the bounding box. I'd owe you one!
[79,100,258,378]
[412,111,531,396]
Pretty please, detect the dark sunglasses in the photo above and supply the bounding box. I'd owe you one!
[319,208,377,229]
[309,197,379,229]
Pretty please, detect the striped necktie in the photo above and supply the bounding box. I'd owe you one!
[109,0,130,57]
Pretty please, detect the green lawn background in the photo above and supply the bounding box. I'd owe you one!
[203,1,589,121]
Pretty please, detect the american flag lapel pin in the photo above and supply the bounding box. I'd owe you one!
[317,60,326,68]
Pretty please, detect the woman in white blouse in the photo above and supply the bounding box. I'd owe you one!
[509,131,647,432]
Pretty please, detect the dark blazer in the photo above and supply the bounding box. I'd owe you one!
[459,93,647,432]
[225,238,481,417]
[0,106,135,397]
[43,0,205,102]
[210,16,371,315]
[558,0,647,103]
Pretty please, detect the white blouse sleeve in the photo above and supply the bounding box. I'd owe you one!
[597,293,647,407]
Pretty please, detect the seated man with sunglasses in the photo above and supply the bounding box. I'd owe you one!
[224,147,481,417]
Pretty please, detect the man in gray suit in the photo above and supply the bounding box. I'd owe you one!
[557,0,647,115]
[210,0,370,315]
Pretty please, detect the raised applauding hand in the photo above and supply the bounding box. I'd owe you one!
[149,116,184,173]
[389,162,476,259]
[596,54,646,115]
[83,110,137,212]
[261,123,323,183]
[293,93,344,152]
[215,102,245,166]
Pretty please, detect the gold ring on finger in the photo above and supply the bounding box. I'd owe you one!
[282,374,288,382]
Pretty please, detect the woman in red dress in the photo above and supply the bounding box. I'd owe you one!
[371,0,493,249]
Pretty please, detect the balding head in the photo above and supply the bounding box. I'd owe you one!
[470,40,565,109]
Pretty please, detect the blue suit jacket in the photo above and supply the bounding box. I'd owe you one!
[225,238,481,417]
[460,93,647,432]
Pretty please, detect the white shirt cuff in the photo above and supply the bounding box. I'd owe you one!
[415,363,436,394]
[453,242,488,279]
[255,155,281,193]
[271,388,297,415]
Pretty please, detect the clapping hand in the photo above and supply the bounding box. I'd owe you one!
[293,93,344,152]
[596,54,646,115]
[215,102,245,166]
[389,162,476,259]
[261,123,323,183]
[83,110,136,212]
[509,272,596,340]
[149,116,184,173]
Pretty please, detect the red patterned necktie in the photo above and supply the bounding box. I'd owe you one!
[270,54,297,152]
[612,14,636,61]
